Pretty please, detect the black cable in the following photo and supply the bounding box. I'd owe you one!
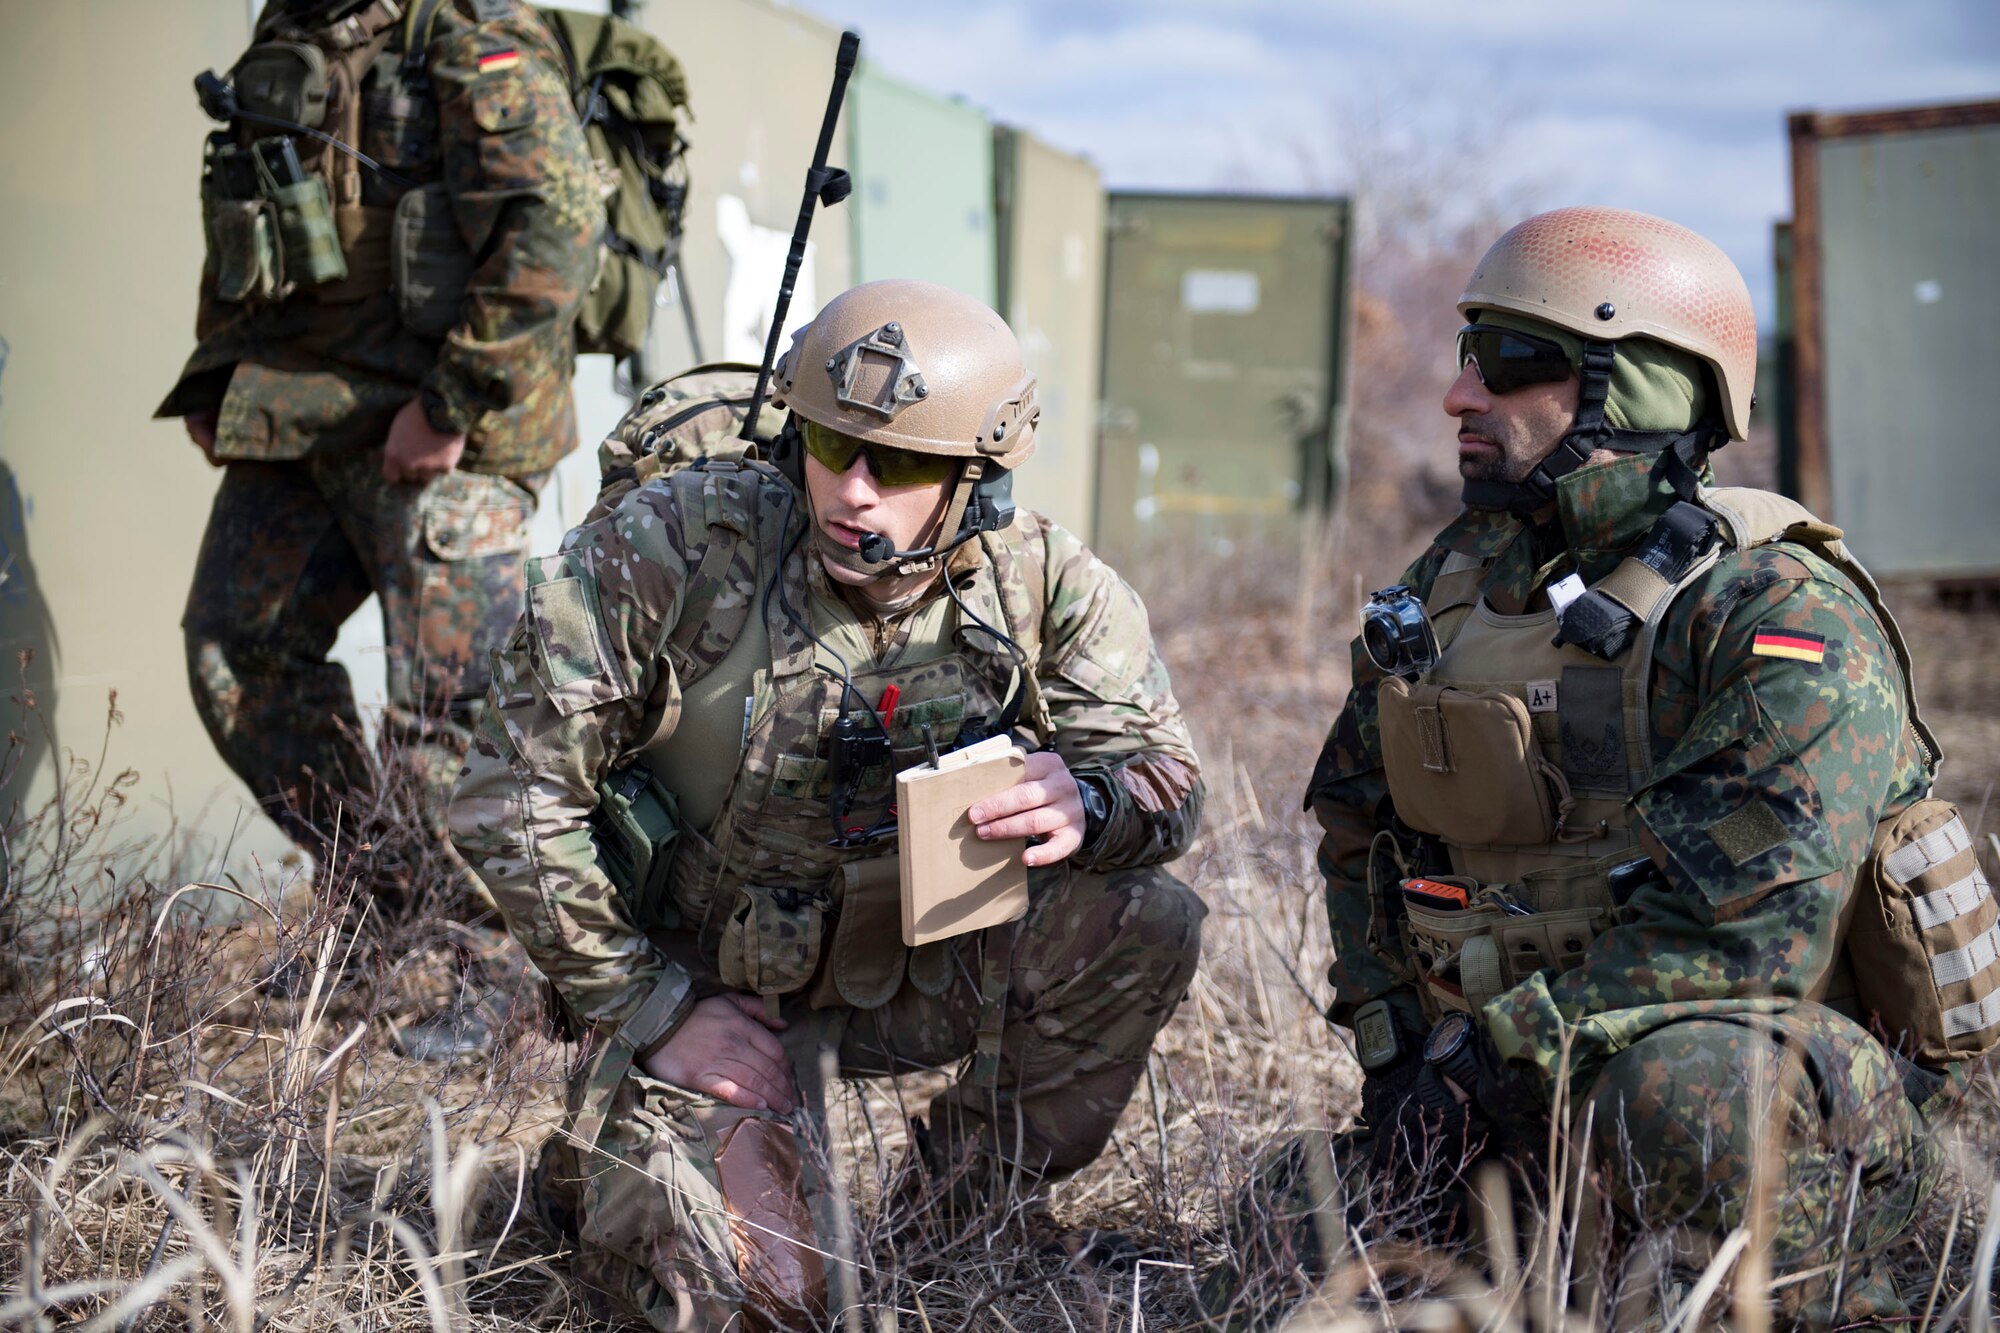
[231,108,420,191]
[942,558,1027,670]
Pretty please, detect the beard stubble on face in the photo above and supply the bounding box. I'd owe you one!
[1456,411,1549,484]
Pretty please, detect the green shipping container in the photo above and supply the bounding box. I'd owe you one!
[993,126,1105,543]
[847,63,996,305]
[1095,192,1353,561]
[1784,100,2000,581]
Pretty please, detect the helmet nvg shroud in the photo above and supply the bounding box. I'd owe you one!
[771,279,1039,575]
[1457,206,1758,514]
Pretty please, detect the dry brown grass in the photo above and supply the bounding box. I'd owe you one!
[4,528,1998,1330]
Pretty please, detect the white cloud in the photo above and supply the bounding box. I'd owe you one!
[806,0,2000,318]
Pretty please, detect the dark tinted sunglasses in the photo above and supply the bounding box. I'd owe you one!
[802,419,961,488]
[1455,323,1575,394]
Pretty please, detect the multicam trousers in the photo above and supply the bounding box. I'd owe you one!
[1219,1003,1938,1330]
[183,448,541,852]
[539,862,1206,1331]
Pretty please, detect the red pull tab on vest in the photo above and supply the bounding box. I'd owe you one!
[877,684,900,725]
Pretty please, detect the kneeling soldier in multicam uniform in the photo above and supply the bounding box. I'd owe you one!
[449,279,1207,1329]
[1219,209,1977,1328]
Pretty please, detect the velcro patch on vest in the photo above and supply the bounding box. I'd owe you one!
[1526,680,1559,714]
[1707,799,1790,867]
[1558,665,1626,792]
[1752,626,1827,664]
[477,47,522,74]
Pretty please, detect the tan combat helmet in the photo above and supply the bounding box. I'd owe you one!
[773,278,1039,467]
[771,279,1039,576]
[1459,206,1758,441]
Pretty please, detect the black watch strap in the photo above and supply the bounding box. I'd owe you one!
[1074,770,1112,851]
[1423,1011,1484,1096]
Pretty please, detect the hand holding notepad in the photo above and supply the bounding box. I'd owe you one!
[896,734,1032,946]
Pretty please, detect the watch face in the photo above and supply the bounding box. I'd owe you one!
[1424,1011,1473,1064]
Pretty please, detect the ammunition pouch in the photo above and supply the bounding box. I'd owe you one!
[591,762,682,929]
[717,881,828,997]
[1378,678,1575,846]
[391,181,474,336]
[201,139,349,301]
[804,856,952,1011]
[1847,798,2000,1066]
[206,193,286,303]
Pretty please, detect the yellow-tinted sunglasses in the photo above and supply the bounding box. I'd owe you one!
[801,419,961,488]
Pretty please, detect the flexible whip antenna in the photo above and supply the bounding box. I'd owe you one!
[739,30,860,443]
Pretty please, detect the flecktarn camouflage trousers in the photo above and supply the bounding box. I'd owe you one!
[184,449,540,852]
[1217,1002,1938,1330]
[538,861,1205,1331]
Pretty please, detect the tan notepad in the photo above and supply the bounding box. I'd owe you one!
[896,735,1031,946]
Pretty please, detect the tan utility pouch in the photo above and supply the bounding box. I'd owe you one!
[1406,891,1611,1016]
[391,181,474,337]
[1402,887,1499,1015]
[1847,798,2000,1065]
[1379,677,1565,845]
[208,197,286,303]
[718,883,826,997]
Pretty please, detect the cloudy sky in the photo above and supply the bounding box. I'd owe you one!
[804,0,2000,324]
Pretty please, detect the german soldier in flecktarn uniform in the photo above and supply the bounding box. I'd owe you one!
[449,280,1207,1328]
[1248,208,1984,1325]
[157,0,599,863]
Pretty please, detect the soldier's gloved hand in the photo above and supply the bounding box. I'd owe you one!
[382,397,467,484]
[642,993,798,1114]
[1412,1012,1538,1140]
[969,750,1087,867]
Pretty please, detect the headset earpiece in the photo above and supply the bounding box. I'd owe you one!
[769,417,806,489]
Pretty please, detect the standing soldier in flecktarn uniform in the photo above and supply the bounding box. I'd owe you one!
[158,0,599,889]
[1218,208,1983,1327]
[449,280,1208,1329]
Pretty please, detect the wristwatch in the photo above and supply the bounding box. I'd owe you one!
[1422,1010,1483,1098]
[1073,770,1112,851]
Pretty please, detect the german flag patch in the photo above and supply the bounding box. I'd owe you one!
[1752,626,1827,664]
[477,48,522,74]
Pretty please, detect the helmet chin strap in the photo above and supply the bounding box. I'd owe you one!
[1461,340,1724,516]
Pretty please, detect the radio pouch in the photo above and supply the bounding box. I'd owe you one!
[591,762,681,929]
[267,176,349,287]
[391,181,475,337]
[1378,677,1566,846]
[1847,798,2000,1066]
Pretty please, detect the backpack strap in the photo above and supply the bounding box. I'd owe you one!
[661,462,764,693]
[400,0,451,71]
[973,525,1053,743]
